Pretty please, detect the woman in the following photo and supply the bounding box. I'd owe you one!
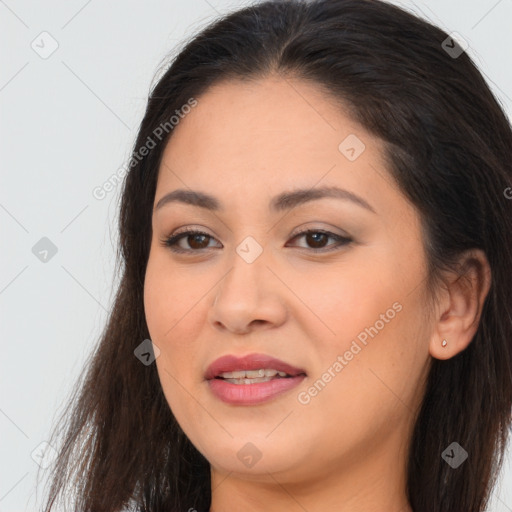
[41,0,512,510]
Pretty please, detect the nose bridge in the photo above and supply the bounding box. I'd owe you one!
[209,237,287,332]
[217,237,269,305]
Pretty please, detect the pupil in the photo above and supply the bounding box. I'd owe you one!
[307,232,327,248]
[190,234,208,249]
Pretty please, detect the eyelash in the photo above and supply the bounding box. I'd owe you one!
[160,228,352,254]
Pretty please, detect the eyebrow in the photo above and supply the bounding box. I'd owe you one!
[154,186,376,214]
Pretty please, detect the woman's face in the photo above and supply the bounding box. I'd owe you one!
[144,76,433,486]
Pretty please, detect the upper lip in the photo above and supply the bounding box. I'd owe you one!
[205,353,307,380]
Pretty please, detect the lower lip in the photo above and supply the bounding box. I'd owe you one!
[207,375,306,405]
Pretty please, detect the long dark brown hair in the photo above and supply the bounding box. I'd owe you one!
[40,0,512,510]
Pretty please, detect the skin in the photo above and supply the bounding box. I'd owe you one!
[143,75,491,512]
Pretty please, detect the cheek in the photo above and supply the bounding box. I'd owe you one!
[295,303,424,453]
[296,256,396,347]
[144,257,202,428]
[143,251,209,395]
[300,253,426,407]
[144,253,201,344]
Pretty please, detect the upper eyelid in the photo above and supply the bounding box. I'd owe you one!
[170,226,348,240]
[170,222,350,238]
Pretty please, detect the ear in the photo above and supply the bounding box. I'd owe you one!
[429,249,492,360]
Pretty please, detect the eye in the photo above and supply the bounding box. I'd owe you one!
[160,229,220,253]
[160,228,352,254]
[287,229,352,252]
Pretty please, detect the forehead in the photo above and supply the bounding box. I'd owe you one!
[155,76,401,221]
[165,77,362,159]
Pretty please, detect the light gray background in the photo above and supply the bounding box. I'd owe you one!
[1,0,511,510]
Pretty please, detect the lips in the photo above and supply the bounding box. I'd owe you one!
[204,353,307,380]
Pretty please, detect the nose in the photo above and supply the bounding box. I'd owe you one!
[208,250,288,335]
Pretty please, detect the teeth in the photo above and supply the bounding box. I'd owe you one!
[218,368,289,379]
[224,376,275,384]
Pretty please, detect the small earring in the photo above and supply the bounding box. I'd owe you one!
[441,339,448,347]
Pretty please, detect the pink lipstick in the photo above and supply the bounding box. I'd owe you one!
[205,353,307,405]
